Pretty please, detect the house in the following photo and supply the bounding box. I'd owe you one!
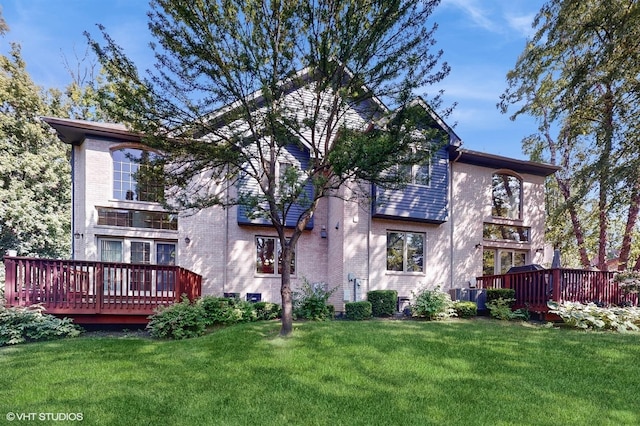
[42,93,557,312]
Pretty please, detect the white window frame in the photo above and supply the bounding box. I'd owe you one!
[255,236,296,276]
[98,238,177,295]
[386,231,426,273]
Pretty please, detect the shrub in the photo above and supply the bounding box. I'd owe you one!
[453,301,477,318]
[0,304,82,346]
[367,290,397,317]
[293,278,336,321]
[147,296,207,339]
[345,301,372,320]
[486,288,516,305]
[253,301,281,321]
[198,296,260,325]
[486,298,529,321]
[548,301,640,332]
[410,286,456,320]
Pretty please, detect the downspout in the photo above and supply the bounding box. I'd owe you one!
[367,187,371,296]
[70,147,76,260]
[223,164,230,294]
[449,148,463,289]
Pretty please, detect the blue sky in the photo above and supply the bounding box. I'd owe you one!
[1,0,545,160]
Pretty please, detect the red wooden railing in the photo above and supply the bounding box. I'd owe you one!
[476,268,638,311]
[3,256,202,322]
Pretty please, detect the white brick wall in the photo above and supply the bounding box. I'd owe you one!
[70,136,549,310]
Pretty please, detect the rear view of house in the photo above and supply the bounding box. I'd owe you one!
[42,101,556,312]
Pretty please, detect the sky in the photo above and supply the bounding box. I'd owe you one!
[1,0,545,160]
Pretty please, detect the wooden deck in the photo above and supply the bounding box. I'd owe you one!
[3,257,202,324]
[476,267,638,313]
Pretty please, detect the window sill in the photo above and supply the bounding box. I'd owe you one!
[385,271,426,276]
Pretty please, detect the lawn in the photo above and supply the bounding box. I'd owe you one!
[1,319,639,426]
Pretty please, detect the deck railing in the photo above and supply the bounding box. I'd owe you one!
[476,268,638,311]
[3,256,202,318]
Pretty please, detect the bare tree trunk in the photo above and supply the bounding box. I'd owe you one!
[618,177,640,270]
[279,260,293,336]
[557,178,591,268]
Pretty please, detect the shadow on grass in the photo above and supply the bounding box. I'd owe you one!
[1,320,639,425]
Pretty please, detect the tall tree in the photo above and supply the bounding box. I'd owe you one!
[500,0,640,270]
[88,0,452,335]
[0,38,71,257]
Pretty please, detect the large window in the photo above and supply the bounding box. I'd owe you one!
[492,173,521,219]
[483,223,530,243]
[97,207,178,230]
[256,237,295,275]
[113,148,165,202]
[483,249,527,275]
[386,231,425,272]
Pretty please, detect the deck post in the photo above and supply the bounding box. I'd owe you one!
[4,257,16,305]
[551,268,561,303]
[504,273,511,290]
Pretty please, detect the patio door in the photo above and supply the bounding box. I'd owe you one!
[130,241,152,292]
[483,249,527,275]
[156,243,176,292]
[101,239,123,295]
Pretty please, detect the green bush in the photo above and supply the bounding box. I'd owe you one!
[198,296,260,325]
[0,304,82,346]
[345,301,372,320]
[486,298,529,321]
[253,301,281,321]
[367,290,397,317]
[486,288,516,305]
[147,296,207,339]
[410,286,456,320]
[293,279,336,321]
[453,301,477,318]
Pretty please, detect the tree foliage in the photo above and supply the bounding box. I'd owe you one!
[87,0,452,335]
[0,40,71,258]
[500,0,640,270]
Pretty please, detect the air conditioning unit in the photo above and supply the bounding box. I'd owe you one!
[246,293,262,303]
[449,288,486,311]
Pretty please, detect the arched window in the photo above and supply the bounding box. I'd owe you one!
[112,148,164,203]
[491,172,522,219]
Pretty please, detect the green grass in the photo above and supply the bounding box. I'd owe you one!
[1,319,640,425]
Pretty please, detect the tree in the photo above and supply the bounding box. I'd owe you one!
[500,0,640,270]
[0,15,74,258]
[87,0,452,336]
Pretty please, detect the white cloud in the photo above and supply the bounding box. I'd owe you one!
[505,12,537,38]
[441,0,499,33]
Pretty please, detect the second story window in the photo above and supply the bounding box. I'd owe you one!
[113,148,164,203]
[391,161,431,187]
[492,173,522,220]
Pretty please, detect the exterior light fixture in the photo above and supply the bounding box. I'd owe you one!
[185,237,191,245]
[320,226,327,239]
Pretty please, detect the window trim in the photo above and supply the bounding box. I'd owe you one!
[255,236,296,276]
[483,222,531,243]
[482,248,528,275]
[96,207,178,231]
[386,231,426,274]
[392,160,432,187]
[491,171,523,220]
[111,146,165,203]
